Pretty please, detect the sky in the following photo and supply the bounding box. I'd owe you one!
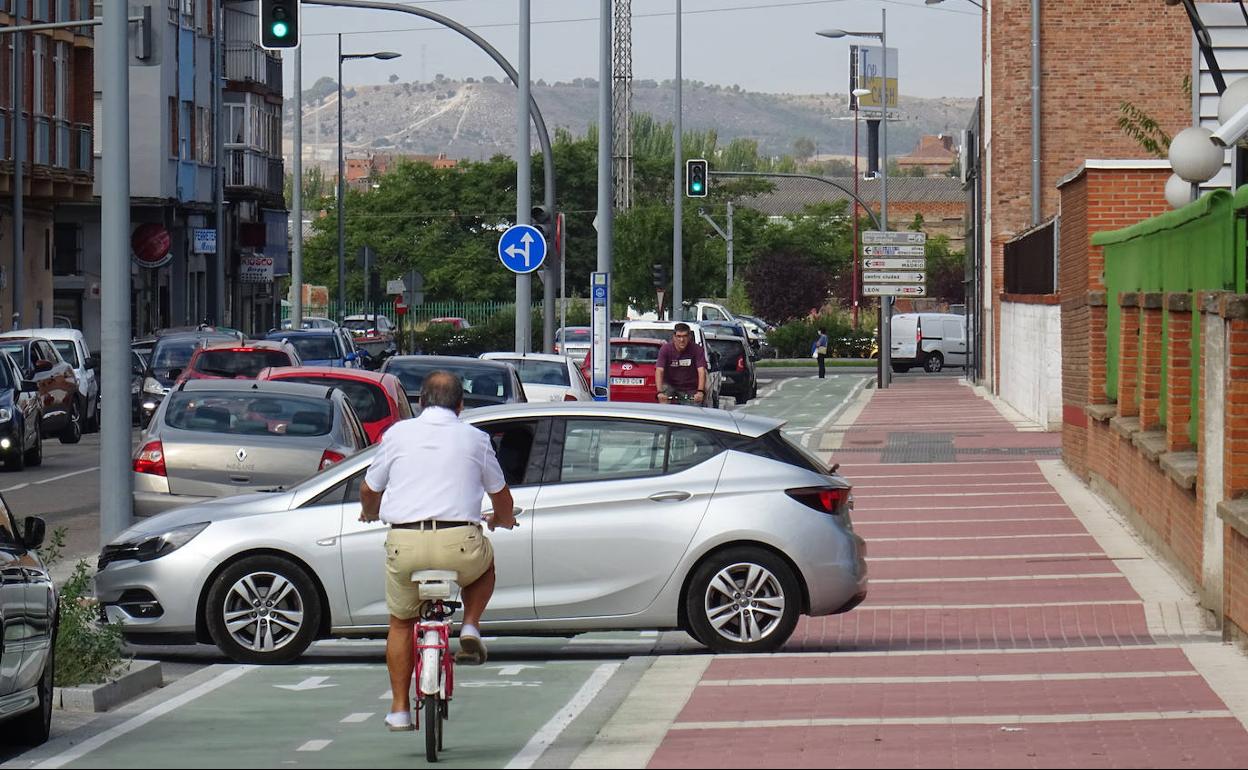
[284,0,982,99]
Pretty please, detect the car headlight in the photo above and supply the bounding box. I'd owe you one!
[143,377,166,396]
[0,408,11,422]
[99,522,210,568]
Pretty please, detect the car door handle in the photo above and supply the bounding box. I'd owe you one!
[649,491,691,503]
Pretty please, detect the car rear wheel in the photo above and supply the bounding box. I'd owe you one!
[923,352,944,373]
[891,364,911,374]
[684,547,801,654]
[4,642,53,746]
[205,555,322,665]
[58,400,82,444]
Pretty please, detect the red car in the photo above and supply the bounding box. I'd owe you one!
[580,337,665,403]
[178,340,301,383]
[258,366,413,444]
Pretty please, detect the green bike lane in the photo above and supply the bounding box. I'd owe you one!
[739,373,871,449]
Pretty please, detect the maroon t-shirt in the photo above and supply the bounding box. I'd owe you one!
[657,340,707,392]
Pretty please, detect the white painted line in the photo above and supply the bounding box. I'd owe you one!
[0,482,29,492]
[379,690,391,700]
[33,465,99,485]
[869,573,1123,584]
[864,491,1066,499]
[855,504,1074,512]
[35,665,255,769]
[700,671,1200,687]
[505,662,620,769]
[717,643,1180,659]
[297,739,333,751]
[565,638,654,646]
[868,552,1109,561]
[854,482,1054,490]
[639,630,659,637]
[862,517,1075,525]
[341,712,374,723]
[849,472,1048,480]
[854,600,1143,611]
[669,710,1234,731]
[867,533,1095,542]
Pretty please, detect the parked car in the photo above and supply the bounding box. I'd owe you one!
[427,317,472,331]
[264,330,362,370]
[131,349,149,425]
[281,316,338,330]
[2,328,99,433]
[258,367,413,444]
[480,352,592,402]
[579,337,665,403]
[132,380,371,518]
[0,337,82,443]
[382,355,527,410]
[139,330,242,427]
[178,340,302,383]
[554,326,591,364]
[342,314,397,361]
[95,402,866,663]
[706,332,758,405]
[620,321,724,407]
[0,353,43,469]
[0,503,54,745]
[890,312,968,374]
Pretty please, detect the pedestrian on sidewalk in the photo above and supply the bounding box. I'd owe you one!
[812,328,829,379]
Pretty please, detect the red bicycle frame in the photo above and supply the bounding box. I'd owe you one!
[411,600,455,728]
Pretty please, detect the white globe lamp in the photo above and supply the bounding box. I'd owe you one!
[1218,77,1248,125]
[1169,126,1224,184]
[1164,173,1192,209]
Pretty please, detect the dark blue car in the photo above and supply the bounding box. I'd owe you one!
[264,329,365,369]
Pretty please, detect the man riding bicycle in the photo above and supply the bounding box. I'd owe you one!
[358,371,517,732]
[655,322,708,405]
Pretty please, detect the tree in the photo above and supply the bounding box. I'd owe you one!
[745,249,832,323]
[793,137,816,160]
[304,76,337,103]
[388,74,399,84]
[923,235,965,303]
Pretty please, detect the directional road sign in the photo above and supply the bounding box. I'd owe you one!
[862,244,926,257]
[864,257,926,270]
[863,284,926,296]
[497,224,548,274]
[862,230,926,245]
[591,272,610,402]
[863,271,926,283]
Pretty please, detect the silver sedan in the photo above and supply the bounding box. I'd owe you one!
[96,402,867,663]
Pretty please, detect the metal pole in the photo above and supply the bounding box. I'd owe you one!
[515,0,532,354]
[1030,0,1041,225]
[336,34,346,318]
[11,31,22,330]
[213,0,225,325]
[725,200,734,296]
[597,1,613,274]
[880,8,891,390]
[672,0,682,317]
[852,107,859,329]
[100,1,133,545]
[292,45,303,329]
[559,213,567,341]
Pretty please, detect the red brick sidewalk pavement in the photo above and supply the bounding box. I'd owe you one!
[648,378,1248,768]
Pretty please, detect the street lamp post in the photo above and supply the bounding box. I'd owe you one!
[336,36,400,318]
[818,11,892,388]
[851,86,871,330]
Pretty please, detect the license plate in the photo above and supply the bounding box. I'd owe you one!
[611,377,645,386]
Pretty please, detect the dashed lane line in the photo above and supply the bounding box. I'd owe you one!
[296,740,332,752]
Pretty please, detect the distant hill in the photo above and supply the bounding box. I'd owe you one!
[287,77,975,164]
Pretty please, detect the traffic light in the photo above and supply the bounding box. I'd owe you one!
[685,159,708,198]
[652,263,668,288]
[530,205,553,246]
[259,0,301,50]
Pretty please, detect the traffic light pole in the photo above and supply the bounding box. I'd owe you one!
[698,204,734,297]
[672,0,683,317]
[515,0,532,354]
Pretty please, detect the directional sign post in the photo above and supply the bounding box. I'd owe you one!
[864,258,926,270]
[863,284,926,296]
[862,244,926,257]
[863,271,926,284]
[497,224,548,274]
[862,230,926,245]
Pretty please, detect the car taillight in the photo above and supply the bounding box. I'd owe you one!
[133,440,166,477]
[319,449,346,471]
[563,393,579,401]
[916,324,922,344]
[736,355,746,372]
[786,486,850,514]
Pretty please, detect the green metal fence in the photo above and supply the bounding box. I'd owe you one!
[282,301,536,328]
[1092,187,1248,445]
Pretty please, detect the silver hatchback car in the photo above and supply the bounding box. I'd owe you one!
[99,402,866,663]
[133,380,371,517]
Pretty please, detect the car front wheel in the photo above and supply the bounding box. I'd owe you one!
[684,547,801,654]
[205,555,322,665]
[59,400,82,444]
[4,641,53,746]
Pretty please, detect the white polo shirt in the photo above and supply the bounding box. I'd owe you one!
[364,406,507,524]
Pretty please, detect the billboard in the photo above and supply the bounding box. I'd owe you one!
[849,45,898,115]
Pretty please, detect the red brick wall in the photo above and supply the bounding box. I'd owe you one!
[1118,301,1140,417]
[1139,301,1165,431]
[1227,319,1248,500]
[1226,526,1248,640]
[1166,299,1193,453]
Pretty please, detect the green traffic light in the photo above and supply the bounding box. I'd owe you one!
[272,21,289,38]
[692,182,703,192]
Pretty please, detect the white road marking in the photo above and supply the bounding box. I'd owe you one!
[35,665,255,769]
[34,466,100,485]
[700,671,1200,687]
[494,664,543,676]
[669,710,1235,730]
[862,517,1075,524]
[340,712,374,723]
[639,630,659,637]
[0,482,29,492]
[717,643,1180,659]
[867,552,1110,561]
[867,533,1095,542]
[296,740,332,751]
[869,573,1123,584]
[274,676,336,691]
[505,662,621,769]
[854,600,1143,610]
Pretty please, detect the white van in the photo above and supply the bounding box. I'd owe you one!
[889,312,967,374]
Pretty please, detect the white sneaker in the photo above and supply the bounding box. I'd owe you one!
[385,711,414,732]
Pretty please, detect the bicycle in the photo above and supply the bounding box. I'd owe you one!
[659,390,705,407]
[410,570,460,762]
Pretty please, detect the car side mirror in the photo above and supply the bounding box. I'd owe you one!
[33,359,53,374]
[22,516,46,550]
[345,352,357,362]
[21,380,37,393]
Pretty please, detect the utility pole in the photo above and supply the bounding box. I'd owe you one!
[10,31,22,330]
[515,0,532,353]
[699,203,734,297]
[291,44,303,329]
[880,7,891,390]
[213,0,225,325]
[672,0,683,317]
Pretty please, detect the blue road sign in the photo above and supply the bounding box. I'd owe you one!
[591,272,610,402]
[497,224,548,274]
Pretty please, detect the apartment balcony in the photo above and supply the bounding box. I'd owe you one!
[225,44,282,94]
[226,146,283,199]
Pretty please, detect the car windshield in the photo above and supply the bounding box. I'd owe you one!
[151,339,200,371]
[51,341,80,367]
[388,361,514,407]
[277,376,389,422]
[558,328,591,343]
[610,343,660,364]
[0,344,26,367]
[165,392,335,437]
[194,349,294,379]
[495,359,569,387]
[707,338,745,362]
[626,326,679,342]
[281,335,340,361]
[343,319,375,332]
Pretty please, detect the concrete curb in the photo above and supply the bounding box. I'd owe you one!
[54,660,163,713]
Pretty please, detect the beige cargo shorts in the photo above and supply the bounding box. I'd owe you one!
[384,525,494,620]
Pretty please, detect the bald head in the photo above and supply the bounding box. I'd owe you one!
[420,370,464,413]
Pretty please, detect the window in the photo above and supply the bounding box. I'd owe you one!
[53,42,67,120]
[667,428,723,475]
[499,359,570,388]
[942,319,964,342]
[560,419,666,483]
[164,392,335,437]
[169,97,178,158]
[51,340,79,367]
[481,420,542,487]
[182,101,193,160]
[93,95,101,156]
[196,106,212,163]
[280,377,389,423]
[32,36,46,115]
[703,306,727,321]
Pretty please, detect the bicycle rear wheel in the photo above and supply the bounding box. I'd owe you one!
[425,698,440,761]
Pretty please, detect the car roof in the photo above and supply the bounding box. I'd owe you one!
[623,320,703,330]
[704,331,747,343]
[480,352,570,364]
[154,331,238,345]
[1,328,84,342]
[465,401,784,437]
[261,366,392,384]
[198,340,292,353]
[343,314,387,321]
[175,379,340,399]
[267,329,337,338]
[386,355,513,370]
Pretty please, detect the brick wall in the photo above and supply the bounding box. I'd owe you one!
[1139,297,1165,431]
[1227,526,1248,640]
[1228,318,1248,500]
[1166,295,1194,453]
[1118,297,1140,417]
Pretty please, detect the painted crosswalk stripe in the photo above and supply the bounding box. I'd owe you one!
[341,712,374,723]
[297,740,332,751]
